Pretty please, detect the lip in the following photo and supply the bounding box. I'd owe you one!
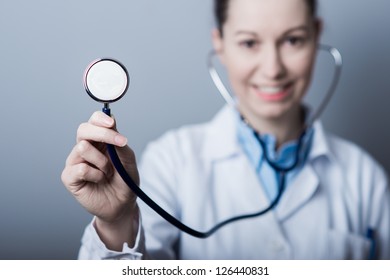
[252,82,293,102]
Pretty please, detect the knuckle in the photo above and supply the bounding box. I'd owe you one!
[90,111,101,122]
[76,123,88,140]
[64,154,73,167]
[61,168,70,186]
[77,140,90,155]
[76,163,89,179]
[100,153,110,168]
[77,122,87,132]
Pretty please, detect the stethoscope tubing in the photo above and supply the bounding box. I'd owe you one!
[103,106,304,238]
[104,106,288,238]
[99,44,342,238]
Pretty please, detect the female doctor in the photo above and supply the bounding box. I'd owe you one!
[61,0,390,259]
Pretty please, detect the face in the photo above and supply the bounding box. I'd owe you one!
[213,0,320,123]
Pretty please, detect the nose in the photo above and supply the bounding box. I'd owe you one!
[258,44,286,80]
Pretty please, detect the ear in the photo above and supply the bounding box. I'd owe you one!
[211,28,226,65]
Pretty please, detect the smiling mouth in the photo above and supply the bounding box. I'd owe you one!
[252,83,293,101]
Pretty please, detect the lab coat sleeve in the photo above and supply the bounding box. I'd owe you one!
[77,216,146,260]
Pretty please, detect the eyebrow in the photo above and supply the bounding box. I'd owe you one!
[234,25,311,37]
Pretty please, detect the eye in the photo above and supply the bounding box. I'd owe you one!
[285,36,306,47]
[239,39,259,49]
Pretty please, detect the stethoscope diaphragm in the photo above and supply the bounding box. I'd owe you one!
[83,58,129,104]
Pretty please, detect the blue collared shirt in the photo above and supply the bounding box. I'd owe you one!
[236,113,314,202]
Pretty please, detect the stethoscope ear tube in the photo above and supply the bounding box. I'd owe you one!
[207,50,236,108]
[305,45,342,129]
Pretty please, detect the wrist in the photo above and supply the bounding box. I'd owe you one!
[95,204,140,251]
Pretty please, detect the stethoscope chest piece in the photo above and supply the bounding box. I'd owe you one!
[83,58,129,104]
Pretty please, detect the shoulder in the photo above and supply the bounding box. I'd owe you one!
[315,123,388,186]
[329,132,383,171]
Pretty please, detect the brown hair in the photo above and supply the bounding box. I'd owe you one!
[214,0,318,35]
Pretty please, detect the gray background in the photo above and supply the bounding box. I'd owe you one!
[0,0,389,259]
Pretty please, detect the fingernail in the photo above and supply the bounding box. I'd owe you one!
[114,134,128,146]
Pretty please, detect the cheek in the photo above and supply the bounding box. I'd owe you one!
[226,67,251,99]
[225,56,255,88]
[286,52,316,84]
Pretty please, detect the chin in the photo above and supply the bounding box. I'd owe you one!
[252,104,291,120]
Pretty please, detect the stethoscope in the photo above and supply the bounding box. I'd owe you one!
[83,44,342,238]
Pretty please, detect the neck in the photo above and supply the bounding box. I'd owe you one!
[239,106,305,149]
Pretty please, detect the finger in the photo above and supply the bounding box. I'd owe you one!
[76,122,127,147]
[88,111,120,133]
[66,140,114,177]
[88,111,115,128]
[61,163,106,189]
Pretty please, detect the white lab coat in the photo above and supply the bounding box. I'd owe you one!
[79,105,390,259]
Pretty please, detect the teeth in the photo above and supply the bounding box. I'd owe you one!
[259,86,284,94]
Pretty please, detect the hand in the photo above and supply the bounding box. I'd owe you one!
[61,111,140,248]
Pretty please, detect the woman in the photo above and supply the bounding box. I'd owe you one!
[61,0,390,259]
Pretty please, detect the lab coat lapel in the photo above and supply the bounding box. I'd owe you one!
[275,121,331,221]
[275,164,319,221]
[201,105,278,219]
[201,106,240,161]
